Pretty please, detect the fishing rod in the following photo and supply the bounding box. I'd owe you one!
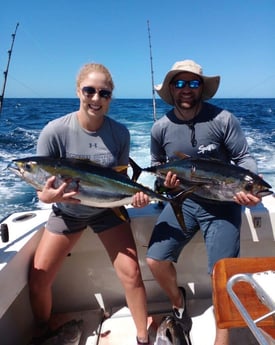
[147,20,157,121]
[0,22,19,115]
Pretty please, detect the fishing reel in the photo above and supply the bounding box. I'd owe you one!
[0,223,9,243]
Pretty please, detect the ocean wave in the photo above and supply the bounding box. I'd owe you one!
[0,98,274,220]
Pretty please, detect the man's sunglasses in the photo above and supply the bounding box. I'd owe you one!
[173,79,202,89]
[82,86,112,99]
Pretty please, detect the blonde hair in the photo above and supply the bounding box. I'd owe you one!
[76,63,114,90]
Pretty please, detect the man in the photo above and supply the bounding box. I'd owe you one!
[146,59,261,345]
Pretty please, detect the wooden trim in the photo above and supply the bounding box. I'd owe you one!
[212,257,275,337]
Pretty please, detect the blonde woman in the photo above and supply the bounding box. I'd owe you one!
[29,63,150,345]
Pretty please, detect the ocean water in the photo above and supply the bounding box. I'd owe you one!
[0,98,274,220]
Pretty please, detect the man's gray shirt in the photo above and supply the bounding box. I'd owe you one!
[151,102,257,174]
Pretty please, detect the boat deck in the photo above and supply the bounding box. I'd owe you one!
[1,196,274,344]
[44,300,261,345]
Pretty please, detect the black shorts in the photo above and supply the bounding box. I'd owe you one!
[45,205,130,234]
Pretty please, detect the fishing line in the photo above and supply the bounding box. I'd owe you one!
[20,25,57,64]
[5,74,43,98]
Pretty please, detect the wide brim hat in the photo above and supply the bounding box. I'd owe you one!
[155,60,220,105]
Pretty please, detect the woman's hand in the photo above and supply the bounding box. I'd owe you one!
[132,191,150,208]
[37,176,80,204]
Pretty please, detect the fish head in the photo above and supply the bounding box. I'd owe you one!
[155,315,185,345]
[8,158,51,190]
[42,319,83,344]
[242,174,273,198]
[8,158,37,178]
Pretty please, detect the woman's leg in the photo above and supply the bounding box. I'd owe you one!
[29,228,83,335]
[98,222,148,342]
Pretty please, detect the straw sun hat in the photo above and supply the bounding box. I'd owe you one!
[155,60,220,105]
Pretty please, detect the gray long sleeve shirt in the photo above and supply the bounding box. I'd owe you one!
[37,111,130,217]
[151,102,257,174]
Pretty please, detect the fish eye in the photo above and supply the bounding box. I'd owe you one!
[244,181,253,192]
[24,162,36,171]
[25,163,32,171]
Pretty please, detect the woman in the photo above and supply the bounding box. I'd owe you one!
[29,63,150,344]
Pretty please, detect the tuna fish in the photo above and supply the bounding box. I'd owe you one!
[130,155,273,203]
[41,319,83,345]
[154,315,190,345]
[8,156,192,232]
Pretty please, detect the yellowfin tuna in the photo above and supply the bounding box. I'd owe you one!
[130,154,273,203]
[155,316,189,345]
[8,156,192,232]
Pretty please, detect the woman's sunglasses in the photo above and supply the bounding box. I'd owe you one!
[82,86,112,99]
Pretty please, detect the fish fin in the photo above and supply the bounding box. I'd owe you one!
[112,207,129,222]
[128,157,143,182]
[170,187,199,234]
[71,157,128,173]
[83,158,128,173]
[112,165,128,173]
[174,152,191,160]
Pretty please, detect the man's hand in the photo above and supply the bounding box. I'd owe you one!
[233,191,261,207]
[164,171,181,189]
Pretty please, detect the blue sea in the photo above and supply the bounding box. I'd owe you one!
[0,98,275,221]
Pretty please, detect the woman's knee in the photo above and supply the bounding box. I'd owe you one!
[116,260,143,288]
[29,265,54,292]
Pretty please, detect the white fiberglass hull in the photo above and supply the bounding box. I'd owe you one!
[0,195,274,344]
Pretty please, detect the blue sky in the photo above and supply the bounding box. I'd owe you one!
[1,0,274,99]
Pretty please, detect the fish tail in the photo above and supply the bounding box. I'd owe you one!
[128,157,142,182]
[170,200,187,234]
[112,207,129,222]
[170,187,199,234]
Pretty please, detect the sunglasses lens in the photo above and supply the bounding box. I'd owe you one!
[174,80,186,88]
[189,80,201,88]
[82,87,112,99]
[99,90,112,99]
[82,86,96,96]
[174,80,201,89]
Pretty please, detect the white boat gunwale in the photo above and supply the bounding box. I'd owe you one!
[0,195,274,344]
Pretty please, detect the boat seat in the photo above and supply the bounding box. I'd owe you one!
[212,257,275,345]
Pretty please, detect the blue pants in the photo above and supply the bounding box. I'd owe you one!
[146,198,242,274]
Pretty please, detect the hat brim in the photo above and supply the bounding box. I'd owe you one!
[155,70,220,105]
